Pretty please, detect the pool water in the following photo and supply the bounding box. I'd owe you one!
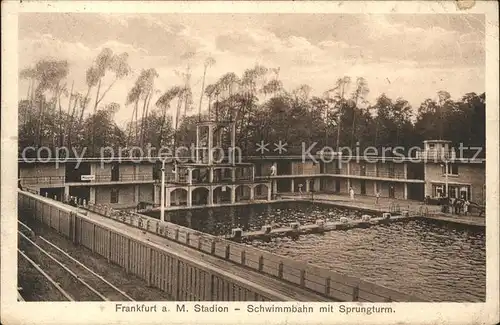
[147,201,485,302]
[153,201,365,236]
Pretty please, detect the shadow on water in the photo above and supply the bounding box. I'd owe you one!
[147,201,363,236]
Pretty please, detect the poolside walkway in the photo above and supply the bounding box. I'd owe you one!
[281,193,485,227]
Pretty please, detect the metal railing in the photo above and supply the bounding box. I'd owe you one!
[20,174,154,185]
[415,151,456,161]
[20,176,65,185]
[93,174,154,182]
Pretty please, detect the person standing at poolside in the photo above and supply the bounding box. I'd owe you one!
[462,199,470,215]
[270,164,277,177]
[349,187,355,201]
[375,190,381,204]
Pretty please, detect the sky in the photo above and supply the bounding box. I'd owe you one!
[18,13,485,126]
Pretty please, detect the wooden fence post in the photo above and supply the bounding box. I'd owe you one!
[125,238,130,273]
[210,240,216,255]
[174,259,180,300]
[325,277,331,296]
[258,256,264,272]
[107,230,112,263]
[92,224,96,252]
[197,236,202,250]
[241,250,246,265]
[147,247,152,286]
[71,213,77,244]
[352,286,359,301]
[278,262,284,279]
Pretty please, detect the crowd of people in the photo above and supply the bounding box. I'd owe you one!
[448,196,470,215]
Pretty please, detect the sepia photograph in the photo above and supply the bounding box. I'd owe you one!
[1,1,499,324]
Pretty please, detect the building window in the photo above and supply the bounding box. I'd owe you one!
[448,186,459,199]
[388,162,395,177]
[111,189,119,203]
[459,186,470,200]
[389,184,395,198]
[360,163,366,176]
[442,163,459,175]
[433,184,444,197]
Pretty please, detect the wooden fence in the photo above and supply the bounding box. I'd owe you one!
[18,191,292,301]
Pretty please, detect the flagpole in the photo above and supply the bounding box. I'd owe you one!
[160,159,166,222]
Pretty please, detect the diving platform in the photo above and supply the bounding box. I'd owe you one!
[155,119,273,211]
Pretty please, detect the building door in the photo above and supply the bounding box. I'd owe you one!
[389,184,395,198]
[433,184,444,198]
[308,179,314,192]
[449,186,459,199]
[459,185,471,200]
[388,163,395,178]
[69,186,90,202]
[360,163,366,176]
[111,163,120,181]
[335,180,341,193]
[360,180,366,195]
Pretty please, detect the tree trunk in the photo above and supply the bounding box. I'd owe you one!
[68,97,78,150]
[139,92,149,147]
[135,98,139,145]
[37,97,44,147]
[128,103,137,146]
[336,85,346,152]
[94,78,117,108]
[158,104,167,148]
[91,79,102,155]
[65,81,74,148]
[58,92,63,147]
[198,66,208,121]
[143,90,153,145]
[350,96,360,148]
[335,106,342,152]
[79,85,92,124]
[94,79,102,114]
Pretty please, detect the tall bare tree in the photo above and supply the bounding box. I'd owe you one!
[156,86,184,148]
[23,60,69,146]
[198,57,216,120]
[326,76,351,151]
[350,77,369,147]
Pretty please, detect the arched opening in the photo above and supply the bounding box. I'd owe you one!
[235,184,252,202]
[170,188,188,206]
[254,184,269,200]
[192,187,209,206]
[213,186,232,204]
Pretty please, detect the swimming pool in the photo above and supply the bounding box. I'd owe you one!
[146,201,485,302]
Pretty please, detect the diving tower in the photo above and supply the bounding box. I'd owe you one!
[154,119,273,210]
